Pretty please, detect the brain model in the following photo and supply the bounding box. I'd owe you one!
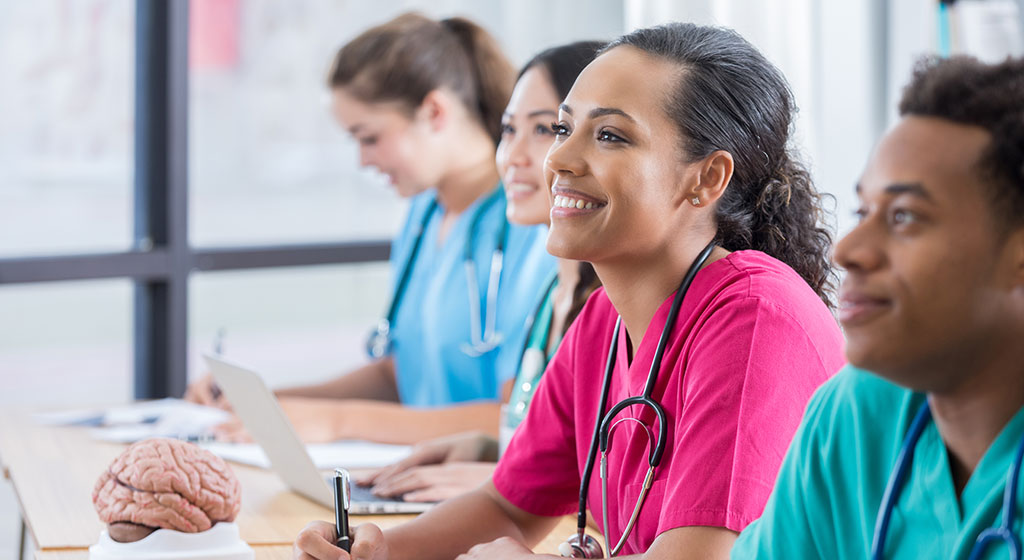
[92,438,242,542]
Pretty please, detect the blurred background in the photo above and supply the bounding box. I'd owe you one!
[1,0,1021,557]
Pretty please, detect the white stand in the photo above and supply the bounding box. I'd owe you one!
[88,522,254,560]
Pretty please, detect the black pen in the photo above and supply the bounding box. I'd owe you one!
[334,467,352,552]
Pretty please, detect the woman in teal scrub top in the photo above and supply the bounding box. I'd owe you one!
[188,14,554,445]
[359,41,605,503]
[731,56,1024,560]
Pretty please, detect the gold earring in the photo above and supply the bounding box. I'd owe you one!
[691,196,700,206]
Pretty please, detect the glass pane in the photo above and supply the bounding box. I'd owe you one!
[0,279,133,407]
[188,1,408,247]
[188,0,626,247]
[0,1,133,257]
[188,262,390,389]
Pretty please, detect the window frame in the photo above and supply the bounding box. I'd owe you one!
[0,1,388,399]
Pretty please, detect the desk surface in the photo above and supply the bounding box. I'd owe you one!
[2,408,580,556]
[35,544,295,560]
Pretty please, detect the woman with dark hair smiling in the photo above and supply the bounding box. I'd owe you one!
[294,22,843,560]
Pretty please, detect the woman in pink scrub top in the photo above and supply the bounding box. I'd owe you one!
[294,22,844,560]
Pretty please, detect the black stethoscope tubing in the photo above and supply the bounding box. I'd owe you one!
[574,240,717,552]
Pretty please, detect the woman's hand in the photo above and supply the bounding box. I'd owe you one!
[183,373,230,409]
[456,536,536,559]
[370,462,496,502]
[358,432,497,487]
[294,521,389,560]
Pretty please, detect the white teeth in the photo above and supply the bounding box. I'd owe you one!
[507,182,535,193]
[554,195,600,209]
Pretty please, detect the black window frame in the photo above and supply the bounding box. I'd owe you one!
[0,0,389,399]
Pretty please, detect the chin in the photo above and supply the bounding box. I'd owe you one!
[506,203,548,227]
[545,234,591,262]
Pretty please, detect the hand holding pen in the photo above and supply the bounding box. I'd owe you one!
[334,468,352,553]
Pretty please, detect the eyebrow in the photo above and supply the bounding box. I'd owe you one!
[855,182,934,201]
[348,124,363,135]
[503,109,558,120]
[558,104,636,123]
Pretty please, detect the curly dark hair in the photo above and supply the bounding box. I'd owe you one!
[899,55,1024,233]
[605,24,837,308]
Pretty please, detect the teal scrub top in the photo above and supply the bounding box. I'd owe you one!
[387,188,555,407]
[732,365,1024,560]
[504,272,559,432]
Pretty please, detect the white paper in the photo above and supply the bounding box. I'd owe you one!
[201,441,411,469]
[35,399,231,443]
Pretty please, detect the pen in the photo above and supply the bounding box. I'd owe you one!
[209,328,225,401]
[334,468,352,552]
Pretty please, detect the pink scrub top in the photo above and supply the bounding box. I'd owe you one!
[492,250,845,555]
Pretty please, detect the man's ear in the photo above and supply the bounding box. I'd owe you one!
[683,150,733,208]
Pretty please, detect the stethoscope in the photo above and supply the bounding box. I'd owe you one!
[365,187,508,359]
[870,401,1024,560]
[561,241,717,558]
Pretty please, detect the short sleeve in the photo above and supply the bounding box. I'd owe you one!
[656,295,838,535]
[731,378,839,558]
[492,321,581,517]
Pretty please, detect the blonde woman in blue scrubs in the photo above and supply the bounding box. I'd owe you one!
[189,14,554,445]
[731,56,1024,559]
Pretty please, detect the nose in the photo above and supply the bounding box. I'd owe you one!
[358,146,375,169]
[834,216,886,275]
[505,130,531,169]
[544,132,586,181]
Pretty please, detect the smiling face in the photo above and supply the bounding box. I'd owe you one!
[495,67,561,226]
[544,46,701,264]
[835,116,1024,391]
[329,87,442,198]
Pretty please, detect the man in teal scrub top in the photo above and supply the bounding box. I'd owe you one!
[732,55,1024,559]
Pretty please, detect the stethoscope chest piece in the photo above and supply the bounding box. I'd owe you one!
[558,532,604,558]
[365,319,393,359]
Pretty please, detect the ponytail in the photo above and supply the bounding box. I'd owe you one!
[439,17,517,143]
[716,155,836,307]
[327,13,515,143]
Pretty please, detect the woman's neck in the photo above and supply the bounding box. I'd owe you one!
[595,240,727,352]
[929,340,1024,494]
[434,132,499,216]
[549,258,582,342]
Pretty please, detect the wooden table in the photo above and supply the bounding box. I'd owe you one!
[1,409,582,558]
[35,545,294,559]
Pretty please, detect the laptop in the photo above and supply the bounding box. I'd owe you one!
[204,354,433,514]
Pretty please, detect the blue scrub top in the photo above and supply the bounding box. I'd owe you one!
[387,187,555,407]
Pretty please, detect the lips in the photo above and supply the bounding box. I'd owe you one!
[838,289,892,326]
[505,181,539,200]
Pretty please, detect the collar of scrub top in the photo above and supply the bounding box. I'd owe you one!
[565,240,716,558]
[870,400,1024,560]
[515,270,560,367]
[365,186,509,359]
